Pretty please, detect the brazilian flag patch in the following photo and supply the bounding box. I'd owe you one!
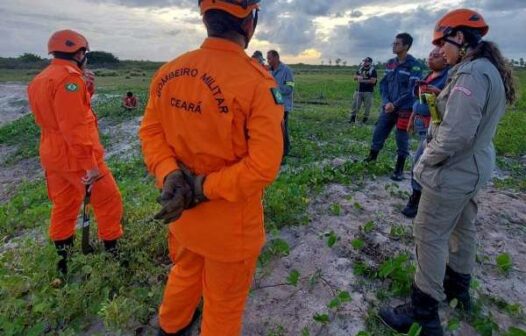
[412,66,421,72]
[270,88,284,105]
[65,83,78,92]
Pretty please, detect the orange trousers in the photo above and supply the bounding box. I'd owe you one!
[159,231,257,335]
[45,165,123,241]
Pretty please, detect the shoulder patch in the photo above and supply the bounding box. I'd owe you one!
[65,82,79,92]
[270,88,284,105]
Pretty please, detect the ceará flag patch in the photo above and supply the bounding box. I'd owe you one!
[65,83,78,92]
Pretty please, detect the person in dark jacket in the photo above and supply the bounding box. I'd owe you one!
[364,33,423,181]
[402,47,449,218]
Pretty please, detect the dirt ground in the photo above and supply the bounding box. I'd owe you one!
[1,86,524,335]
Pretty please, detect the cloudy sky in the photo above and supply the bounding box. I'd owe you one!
[0,0,525,65]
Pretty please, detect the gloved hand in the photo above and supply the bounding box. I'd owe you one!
[155,170,193,224]
[178,162,208,208]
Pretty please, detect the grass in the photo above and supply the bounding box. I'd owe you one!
[0,65,525,334]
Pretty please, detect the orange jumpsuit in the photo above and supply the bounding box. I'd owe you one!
[27,59,123,242]
[139,38,283,335]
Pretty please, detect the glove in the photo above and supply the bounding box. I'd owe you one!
[178,162,208,208]
[154,170,193,224]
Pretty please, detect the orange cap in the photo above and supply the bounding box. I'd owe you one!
[432,9,488,46]
[199,0,260,18]
[48,29,89,54]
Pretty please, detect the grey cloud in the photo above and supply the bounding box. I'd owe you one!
[322,6,448,64]
[350,10,363,18]
[462,0,526,11]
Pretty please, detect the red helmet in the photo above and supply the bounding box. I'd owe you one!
[199,0,260,18]
[48,29,89,54]
[433,9,488,46]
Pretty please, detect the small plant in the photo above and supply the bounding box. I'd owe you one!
[496,252,513,274]
[378,253,415,296]
[327,290,352,309]
[389,224,409,239]
[504,327,526,336]
[325,230,340,248]
[313,313,330,325]
[351,238,365,250]
[329,202,342,216]
[362,220,375,233]
[286,270,300,287]
[447,318,460,332]
[407,322,422,336]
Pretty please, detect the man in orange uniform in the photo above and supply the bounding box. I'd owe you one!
[27,30,123,274]
[139,1,283,335]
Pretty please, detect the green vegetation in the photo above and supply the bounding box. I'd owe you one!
[0,64,525,334]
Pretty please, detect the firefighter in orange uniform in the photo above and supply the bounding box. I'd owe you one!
[27,30,123,274]
[139,0,283,335]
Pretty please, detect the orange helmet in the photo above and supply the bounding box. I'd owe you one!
[199,0,260,18]
[48,29,89,54]
[432,9,489,46]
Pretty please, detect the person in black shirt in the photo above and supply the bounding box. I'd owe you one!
[349,57,377,124]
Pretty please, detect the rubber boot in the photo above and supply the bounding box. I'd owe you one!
[401,190,421,218]
[390,156,406,181]
[444,265,472,312]
[54,236,74,275]
[379,285,443,336]
[103,239,118,256]
[364,149,379,162]
[349,115,356,124]
[158,309,201,336]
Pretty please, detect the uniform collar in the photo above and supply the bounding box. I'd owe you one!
[51,58,81,71]
[201,37,245,55]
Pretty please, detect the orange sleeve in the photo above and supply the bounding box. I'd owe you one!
[53,75,97,170]
[203,80,284,201]
[139,75,179,188]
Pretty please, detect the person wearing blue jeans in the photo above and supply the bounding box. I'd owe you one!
[364,33,423,182]
[402,48,449,218]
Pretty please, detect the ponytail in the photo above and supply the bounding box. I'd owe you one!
[467,41,517,105]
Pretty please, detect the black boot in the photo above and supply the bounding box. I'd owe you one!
[402,190,421,218]
[158,309,201,336]
[104,239,119,257]
[364,149,379,162]
[444,265,472,312]
[349,115,356,124]
[54,236,74,275]
[362,117,368,124]
[379,285,443,336]
[390,156,406,181]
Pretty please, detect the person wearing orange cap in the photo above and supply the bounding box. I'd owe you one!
[379,9,516,335]
[27,30,124,275]
[138,0,283,335]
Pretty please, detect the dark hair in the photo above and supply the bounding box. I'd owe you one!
[127,91,133,97]
[268,50,280,59]
[203,9,251,38]
[465,38,517,104]
[396,32,413,49]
